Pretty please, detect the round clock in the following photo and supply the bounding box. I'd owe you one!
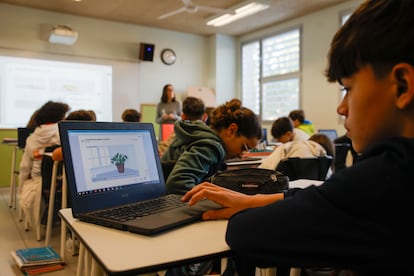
[161,48,176,65]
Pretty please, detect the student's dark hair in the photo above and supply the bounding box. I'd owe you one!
[309,133,335,158]
[121,109,141,122]
[210,99,262,139]
[326,0,414,83]
[160,84,176,103]
[26,109,40,128]
[87,110,97,121]
[66,109,95,121]
[35,101,69,126]
[289,110,305,124]
[271,117,293,139]
[182,96,205,120]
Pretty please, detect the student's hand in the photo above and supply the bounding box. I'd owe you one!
[182,182,255,220]
[167,113,175,120]
[182,182,285,220]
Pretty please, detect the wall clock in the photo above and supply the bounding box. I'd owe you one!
[161,48,176,65]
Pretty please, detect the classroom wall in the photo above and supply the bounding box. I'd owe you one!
[0,2,227,118]
[0,0,362,186]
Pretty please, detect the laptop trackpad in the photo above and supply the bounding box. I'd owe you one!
[125,200,221,235]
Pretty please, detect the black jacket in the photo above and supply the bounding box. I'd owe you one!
[226,137,414,274]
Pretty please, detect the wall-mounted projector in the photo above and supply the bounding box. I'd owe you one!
[48,25,78,45]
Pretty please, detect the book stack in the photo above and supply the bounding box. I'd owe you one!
[11,246,64,275]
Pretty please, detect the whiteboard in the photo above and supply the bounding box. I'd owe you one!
[0,55,112,127]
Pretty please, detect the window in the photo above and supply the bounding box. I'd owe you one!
[242,28,301,121]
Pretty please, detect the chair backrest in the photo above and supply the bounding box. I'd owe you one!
[161,123,175,141]
[276,156,332,181]
[17,127,35,149]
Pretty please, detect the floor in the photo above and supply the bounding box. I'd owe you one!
[0,187,78,276]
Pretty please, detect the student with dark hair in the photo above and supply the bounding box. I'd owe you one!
[121,108,141,122]
[19,101,69,230]
[158,96,207,155]
[271,116,309,143]
[162,98,262,195]
[288,109,315,135]
[259,133,334,172]
[66,109,96,121]
[182,1,414,274]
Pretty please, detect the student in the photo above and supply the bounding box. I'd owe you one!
[121,108,141,122]
[270,116,309,143]
[158,96,207,156]
[19,101,70,230]
[162,98,262,195]
[289,109,315,135]
[259,133,333,172]
[182,1,414,274]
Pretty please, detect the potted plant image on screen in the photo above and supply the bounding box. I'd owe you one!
[111,153,128,173]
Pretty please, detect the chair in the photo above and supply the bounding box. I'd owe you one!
[276,156,333,181]
[160,123,175,141]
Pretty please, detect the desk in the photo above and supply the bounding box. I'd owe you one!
[2,139,19,209]
[59,209,231,276]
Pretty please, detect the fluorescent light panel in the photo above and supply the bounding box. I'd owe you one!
[207,1,269,27]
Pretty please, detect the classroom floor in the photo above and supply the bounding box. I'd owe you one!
[0,187,78,276]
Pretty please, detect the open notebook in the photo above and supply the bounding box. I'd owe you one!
[58,121,220,235]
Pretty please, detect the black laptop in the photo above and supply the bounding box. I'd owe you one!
[58,121,220,235]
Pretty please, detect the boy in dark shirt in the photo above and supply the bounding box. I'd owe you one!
[182,0,414,275]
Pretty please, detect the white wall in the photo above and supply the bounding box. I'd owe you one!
[238,0,363,136]
[0,0,364,131]
[0,3,218,122]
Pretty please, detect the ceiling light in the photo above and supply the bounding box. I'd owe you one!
[206,1,269,27]
[48,25,78,45]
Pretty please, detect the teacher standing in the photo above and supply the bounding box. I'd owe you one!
[156,84,182,124]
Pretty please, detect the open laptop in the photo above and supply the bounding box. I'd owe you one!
[58,121,220,235]
[318,129,338,141]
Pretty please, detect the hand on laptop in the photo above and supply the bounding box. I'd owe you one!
[181,182,284,220]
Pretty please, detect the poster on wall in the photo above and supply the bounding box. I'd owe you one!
[187,86,216,108]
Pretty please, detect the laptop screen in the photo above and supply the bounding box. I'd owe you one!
[318,129,338,141]
[67,129,160,196]
[59,121,167,215]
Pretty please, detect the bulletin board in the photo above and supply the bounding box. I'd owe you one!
[140,104,159,139]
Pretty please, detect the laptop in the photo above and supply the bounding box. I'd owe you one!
[58,121,220,235]
[318,129,338,141]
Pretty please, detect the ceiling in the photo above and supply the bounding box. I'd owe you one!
[0,0,349,36]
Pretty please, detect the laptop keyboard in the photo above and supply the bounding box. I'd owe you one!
[94,194,186,222]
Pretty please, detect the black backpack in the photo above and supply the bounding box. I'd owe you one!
[209,168,289,195]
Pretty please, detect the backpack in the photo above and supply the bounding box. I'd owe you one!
[209,168,289,195]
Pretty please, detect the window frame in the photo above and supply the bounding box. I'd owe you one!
[241,25,302,123]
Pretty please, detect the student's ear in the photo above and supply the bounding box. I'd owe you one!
[393,63,414,109]
[226,123,239,137]
[201,113,208,122]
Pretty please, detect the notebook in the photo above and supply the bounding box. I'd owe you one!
[58,121,220,235]
[318,129,338,141]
